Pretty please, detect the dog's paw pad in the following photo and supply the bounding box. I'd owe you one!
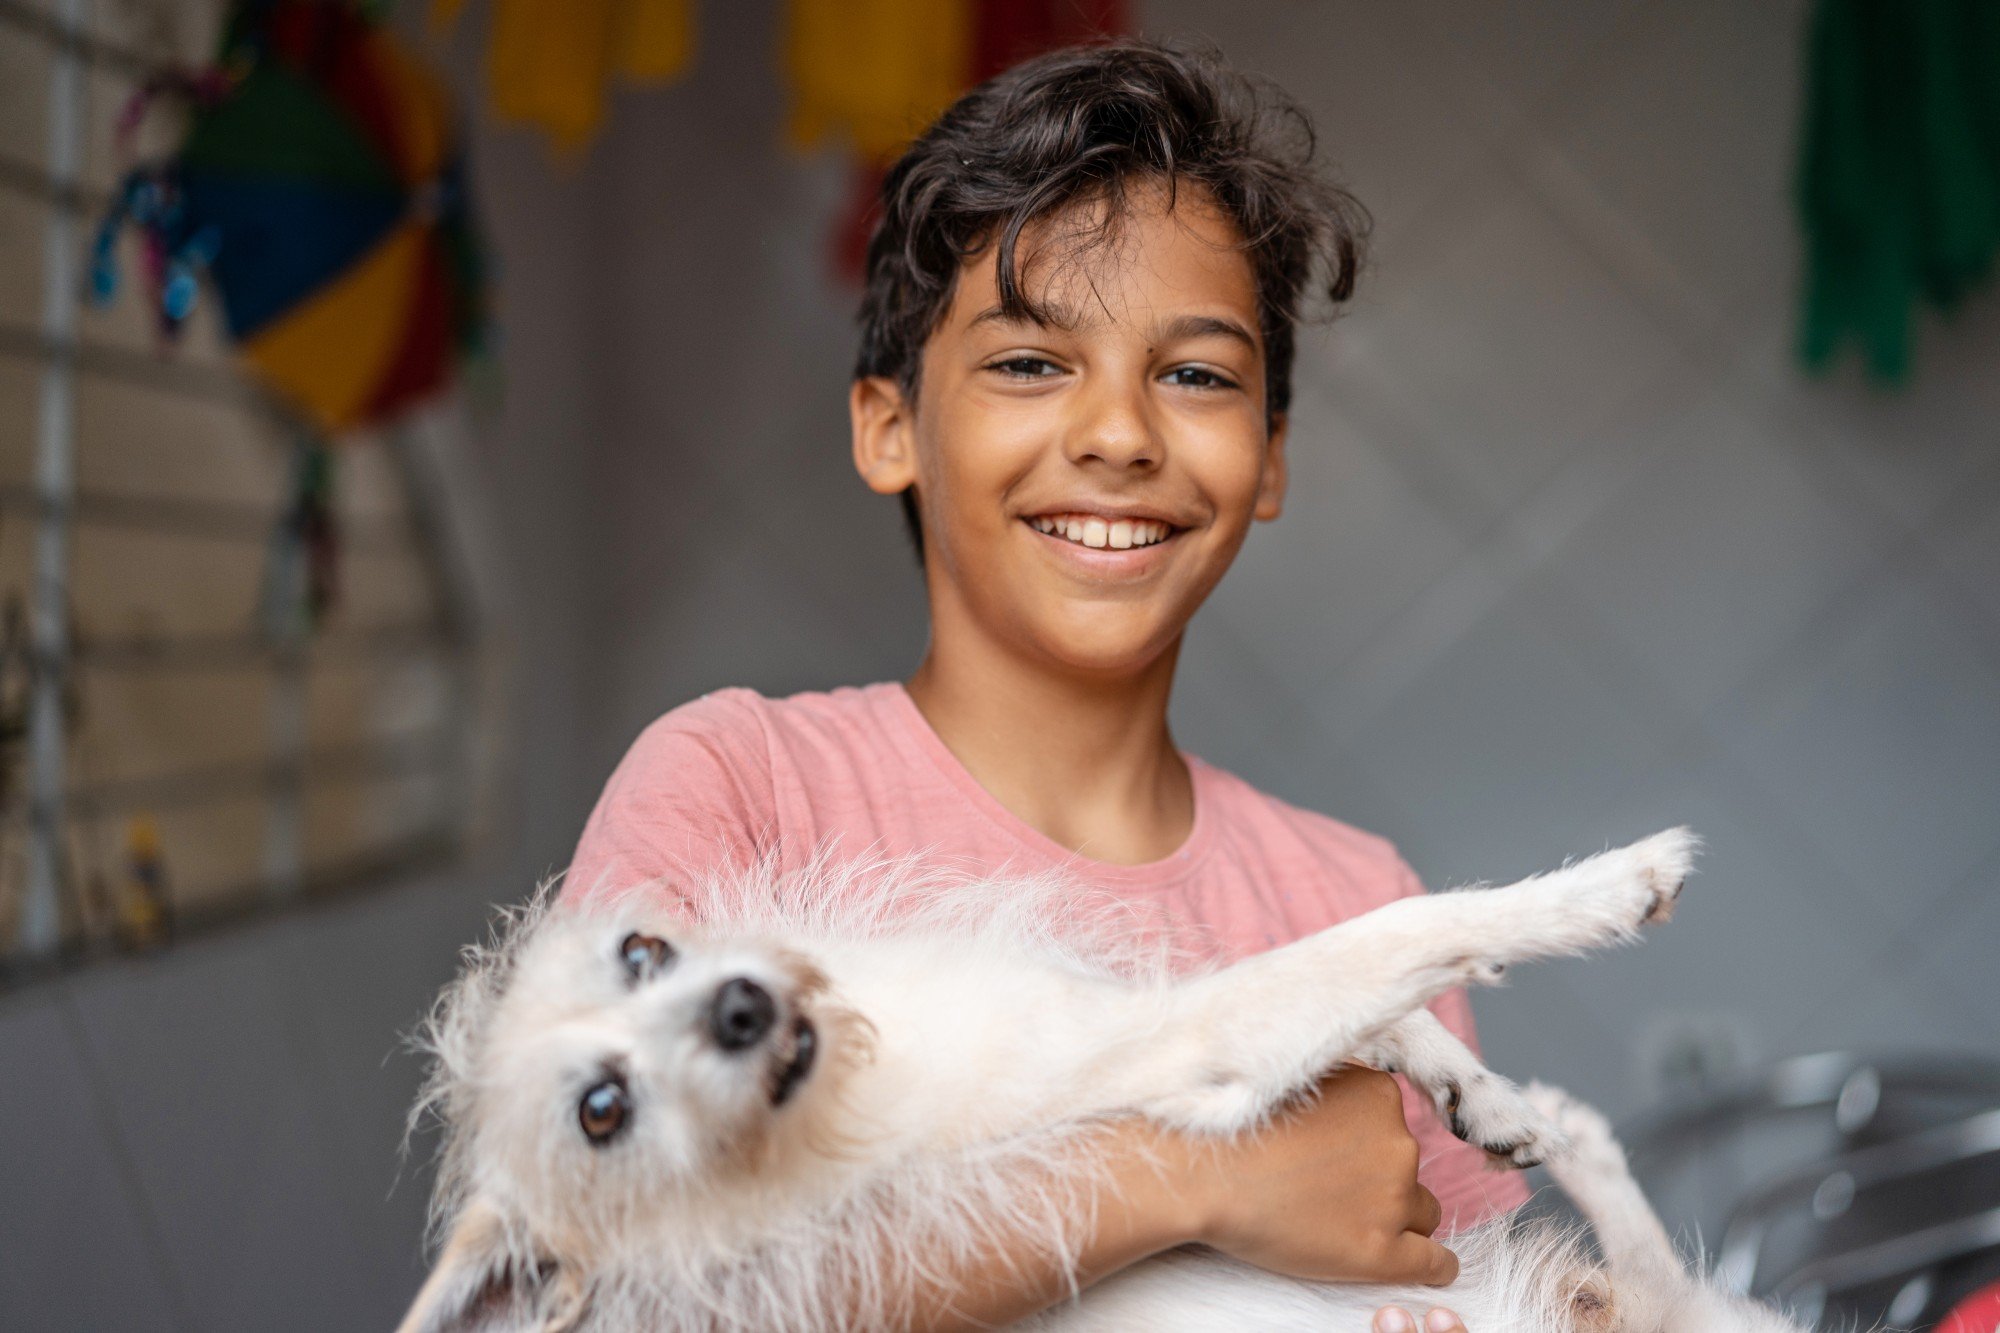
[1626,827,1699,925]
[1448,956,1509,985]
[1437,1074,1565,1169]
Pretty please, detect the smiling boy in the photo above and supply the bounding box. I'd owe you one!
[568,40,1526,1332]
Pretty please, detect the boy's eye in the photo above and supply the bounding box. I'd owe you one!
[1162,365,1238,390]
[989,356,1062,380]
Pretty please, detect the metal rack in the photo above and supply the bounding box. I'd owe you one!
[0,0,486,977]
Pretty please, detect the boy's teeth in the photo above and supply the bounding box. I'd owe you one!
[1031,514,1172,549]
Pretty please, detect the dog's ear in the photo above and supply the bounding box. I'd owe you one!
[395,1201,586,1333]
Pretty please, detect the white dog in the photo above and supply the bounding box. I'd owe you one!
[400,828,1804,1332]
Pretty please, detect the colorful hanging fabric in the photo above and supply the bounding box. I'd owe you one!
[1797,0,2000,382]
[969,0,1127,82]
[433,0,693,152]
[786,0,970,161]
[93,0,491,436]
[806,0,1130,281]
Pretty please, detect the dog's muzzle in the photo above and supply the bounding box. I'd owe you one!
[705,977,817,1107]
[709,978,778,1051]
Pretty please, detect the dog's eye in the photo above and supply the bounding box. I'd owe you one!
[619,932,674,980]
[578,1079,631,1145]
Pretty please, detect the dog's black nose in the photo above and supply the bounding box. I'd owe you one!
[708,978,776,1051]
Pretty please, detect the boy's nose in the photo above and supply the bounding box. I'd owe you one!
[1064,381,1161,471]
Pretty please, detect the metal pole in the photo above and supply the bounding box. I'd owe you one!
[20,0,89,958]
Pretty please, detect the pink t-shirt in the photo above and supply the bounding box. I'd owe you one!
[568,682,1527,1230]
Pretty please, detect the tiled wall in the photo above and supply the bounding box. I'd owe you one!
[4,2,1996,1327]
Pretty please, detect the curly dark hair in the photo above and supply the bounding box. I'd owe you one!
[854,38,1370,554]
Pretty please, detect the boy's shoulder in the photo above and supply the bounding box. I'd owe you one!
[625,682,916,789]
[641,682,902,748]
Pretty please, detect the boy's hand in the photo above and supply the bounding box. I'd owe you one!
[1173,1066,1460,1285]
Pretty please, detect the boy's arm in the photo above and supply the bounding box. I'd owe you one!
[905,1068,1458,1332]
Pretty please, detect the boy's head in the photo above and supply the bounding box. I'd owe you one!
[849,40,1367,677]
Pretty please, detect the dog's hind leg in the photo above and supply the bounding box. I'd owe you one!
[1526,1084,1684,1279]
[1353,1011,1565,1168]
[1117,829,1698,1135]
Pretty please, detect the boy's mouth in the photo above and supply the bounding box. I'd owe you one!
[1025,513,1178,551]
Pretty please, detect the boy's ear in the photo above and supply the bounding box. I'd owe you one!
[1254,413,1289,522]
[850,376,919,497]
[396,1201,584,1333]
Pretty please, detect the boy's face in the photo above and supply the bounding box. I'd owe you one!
[852,182,1286,678]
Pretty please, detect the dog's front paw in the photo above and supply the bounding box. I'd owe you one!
[1434,1070,1569,1169]
[1615,826,1699,926]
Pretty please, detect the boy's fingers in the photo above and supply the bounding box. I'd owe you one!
[1374,1308,1469,1333]
[1388,1230,1459,1286]
[1409,1182,1443,1236]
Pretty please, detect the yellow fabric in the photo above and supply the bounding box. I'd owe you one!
[488,0,619,150]
[785,0,970,160]
[615,0,693,82]
[434,0,692,152]
[242,223,429,433]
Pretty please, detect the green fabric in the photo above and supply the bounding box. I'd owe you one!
[180,64,399,194]
[1797,0,2000,382]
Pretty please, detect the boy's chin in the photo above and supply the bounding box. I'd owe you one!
[1027,616,1183,678]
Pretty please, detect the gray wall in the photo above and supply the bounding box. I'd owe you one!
[7,1,1999,1328]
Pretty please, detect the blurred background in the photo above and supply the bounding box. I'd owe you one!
[2,0,1997,1328]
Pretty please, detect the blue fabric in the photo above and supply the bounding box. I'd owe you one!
[177,169,403,339]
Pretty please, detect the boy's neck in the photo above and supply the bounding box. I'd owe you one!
[904,628,1194,866]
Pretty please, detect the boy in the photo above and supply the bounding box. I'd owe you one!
[568,40,1524,1332]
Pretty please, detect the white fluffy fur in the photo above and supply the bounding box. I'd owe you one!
[400,829,1809,1332]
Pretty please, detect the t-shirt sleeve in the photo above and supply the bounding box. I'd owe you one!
[564,690,779,909]
[1389,854,1535,1230]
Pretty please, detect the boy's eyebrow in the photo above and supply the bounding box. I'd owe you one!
[966,306,1261,355]
[1154,314,1260,354]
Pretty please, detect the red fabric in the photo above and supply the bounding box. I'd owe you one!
[1942,1282,2000,1333]
[360,232,452,426]
[971,0,1128,82]
[834,159,889,288]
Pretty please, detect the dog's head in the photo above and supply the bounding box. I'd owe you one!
[399,890,867,1333]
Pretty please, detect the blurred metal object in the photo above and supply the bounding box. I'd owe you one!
[1626,1052,2000,1330]
[21,0,88,960]
[1717,1108,2000,1292]
[1773,1206,2000,1305]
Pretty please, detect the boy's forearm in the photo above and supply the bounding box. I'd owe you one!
[901,1121,1204,1332]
